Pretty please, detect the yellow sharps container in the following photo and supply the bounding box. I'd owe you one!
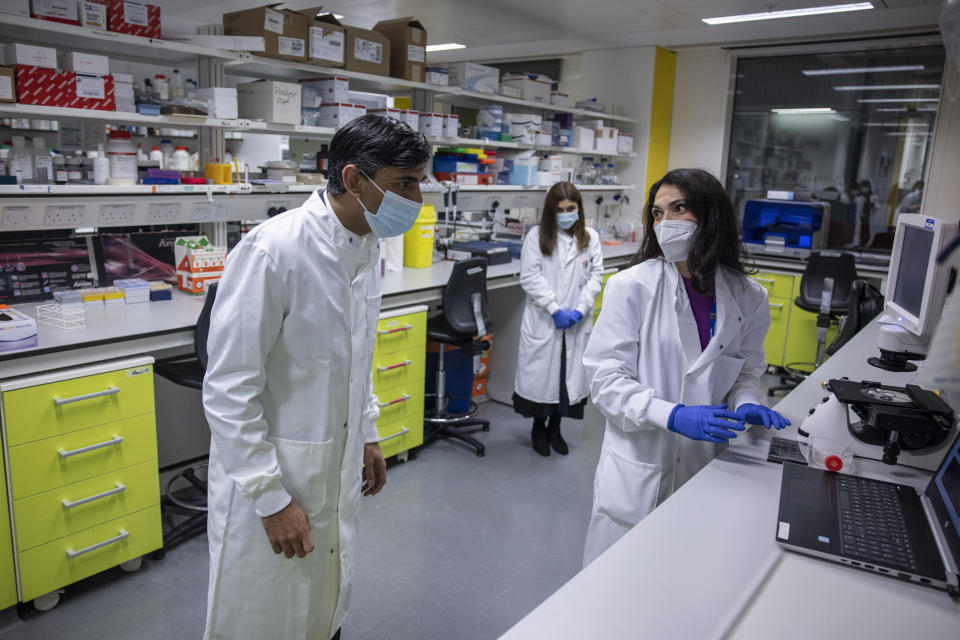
[404,204,436,268]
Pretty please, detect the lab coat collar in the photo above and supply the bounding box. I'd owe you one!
[311,189,374,254]
[561,230,581,265]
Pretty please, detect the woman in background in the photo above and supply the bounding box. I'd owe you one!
[514,182,604,456]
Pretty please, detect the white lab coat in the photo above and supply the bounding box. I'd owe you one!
[582,259,768,566]
[202,190,381,640]
[514,225,604,405]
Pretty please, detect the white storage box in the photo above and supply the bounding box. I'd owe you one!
[595,126,619,153]
[59,52,110,75]
[0,304,38,351]
[535,130,552,146]
[550,92,568,106]
[400,109,419,130]
[5,43,57,69]
[618,133,634,154]
[113,278,151,304]
[419,113,443,136]
[319,103,365,129]
[539,155,564,171]
[425,66,449,86]
[0,0,29,18]
[195,87,239,119]
[502,73,552,103]
[581,118,605,131]
[79,1,106,28]
[370,107,402,123]
[301,76,349,104]
[573,126,595,150]
[351,103,367,122]
[237,80,301,125]
[445,62,499,94]
[31,0,78,24]
[168,34,265,51]
[499,84,521,99]
[442,113,459,138]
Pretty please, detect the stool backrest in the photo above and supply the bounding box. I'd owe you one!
[195,282,219,371]
[443,258,490,336]
[797,251,858,313]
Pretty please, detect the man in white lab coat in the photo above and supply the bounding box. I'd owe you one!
[201,115,431,640]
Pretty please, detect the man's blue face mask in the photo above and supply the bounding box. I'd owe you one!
[355,169,422,238]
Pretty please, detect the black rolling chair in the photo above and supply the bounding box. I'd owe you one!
[768,252,858,396]
[423,258,492,457]
[153,281,218,549]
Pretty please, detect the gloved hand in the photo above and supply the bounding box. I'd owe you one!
[569,310,583,325]
[734,403,790,430]
[667,403,744,443]
[552,310,577,329]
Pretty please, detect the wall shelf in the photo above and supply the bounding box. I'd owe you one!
[0,104,237,130]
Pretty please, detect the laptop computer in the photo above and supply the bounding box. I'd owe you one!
[775,433,960,597]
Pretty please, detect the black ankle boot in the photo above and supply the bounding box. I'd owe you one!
[531,419,550,456]
[547,417,568,455]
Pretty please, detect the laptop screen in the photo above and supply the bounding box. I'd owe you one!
[925,432,960,571]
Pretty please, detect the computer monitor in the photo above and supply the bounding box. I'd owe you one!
[870,214,959,371]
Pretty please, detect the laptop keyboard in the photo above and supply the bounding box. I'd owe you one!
[838,475,918,572]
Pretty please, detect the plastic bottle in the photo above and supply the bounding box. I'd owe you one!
[33,137,53,184]
[0,146,8,176]
[185,78,197,98]
[53,151,67,184]
[10,136,33,183]
[606,163,618,185]
[574,157,592,185]
[592,163,602,186]
[154,74,169,100]
[106,129,138,185]
[170,146,190,171]
[93,144,109,185]
[136,143,148,163]
[149,146,164,168]
[170,69,184,99]
[189,151,199,172]
[160,139,174,169]
[223,149,235,178]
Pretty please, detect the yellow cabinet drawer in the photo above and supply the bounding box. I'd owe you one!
[8,413,157,501]
[18,504,162,602]
[765,297,791,368]
[14,459,160,552]
[372,347,426,395]
[376,414,424,460]
[594,269,617,311]
[2,364,155,447]
[0,453,16,610]
[375,312,426,354]
[375,380,425,426]
[752,271,794,300]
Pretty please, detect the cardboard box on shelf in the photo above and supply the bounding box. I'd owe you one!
[223,4,308,62]
[165,34,265,51]
[300,75,349,104]
[425,66,448,86]
[617,133,634,154]
[174,236,225,296]
[344,25,390,76]
[79,1,108,28]
[446,62,499,94]
[105,0,161,39]
[0,1,29,18]
[194,87,239,119]
[60,52,110,75]
[299,10,345,67]
[501,72,552,103]
[372,17,426,82]
[15,65,115,110]
[5,44,57,70]
[573,126,595,150]
[237,79,301,125]
[0,67,16,103]
[31,0,79,25]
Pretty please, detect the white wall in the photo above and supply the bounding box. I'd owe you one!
[667,47,734,180]
[921,62,960,224]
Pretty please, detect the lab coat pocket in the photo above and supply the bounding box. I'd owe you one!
[685,354,745,405]
[366,295,381,337]
[595,448,662,528]
[265,435,334,521]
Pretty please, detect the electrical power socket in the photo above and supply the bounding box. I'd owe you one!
[43,205,87,227]
[146,203,180,223]
[98,204,136,225]
[2,206,33,228]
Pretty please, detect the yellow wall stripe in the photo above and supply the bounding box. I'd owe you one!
[645,46,677,194]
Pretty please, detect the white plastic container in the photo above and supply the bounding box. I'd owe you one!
[170,146,191,171]
[149,146,164,168]
[170,69,185,99]
[160,139,174,169]
[33,137,53,184]
[154,74,169,100]
[10,136,33,184]
[93,144,109,185]
[106,130,138,185]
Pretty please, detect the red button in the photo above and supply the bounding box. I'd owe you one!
[825,455,843,472]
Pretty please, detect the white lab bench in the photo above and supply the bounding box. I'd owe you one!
[499,319,960,640]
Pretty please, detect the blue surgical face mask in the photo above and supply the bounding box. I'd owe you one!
[556,210,579,230]
[356,169,423,238]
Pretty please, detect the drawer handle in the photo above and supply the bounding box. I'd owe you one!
[54,386,120,406]
[378,394,411,408]
[378,324,413,335]
[379,427,410,443]
[768,302,784,309]
[62,484,127,510]
[66,529,129,559]
[377,360,412,372]
[755,278,775,284]
[59,436,123,459]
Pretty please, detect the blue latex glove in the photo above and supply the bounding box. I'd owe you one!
[734,403,791,430]
[551,310,578,329]
[569,310,584,325]
[667,404,744,443]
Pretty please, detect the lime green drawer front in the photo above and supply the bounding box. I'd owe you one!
[3,365,155,447]
[18,504,161,602]
[783,306,838,368]
[14,459,160,551]
[375,312,426,355]
[765,297,791,368]
[8,414,157,501]
[752,271,794,300]
[372,347,426,395]
[0,453,16,609]
[376,414,424,459]
[375,380,425,426]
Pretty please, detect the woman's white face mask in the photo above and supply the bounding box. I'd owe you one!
[654,219,697,263]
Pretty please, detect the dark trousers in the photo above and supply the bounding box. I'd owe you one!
[332,629,341,640]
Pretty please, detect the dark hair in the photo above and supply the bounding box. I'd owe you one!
[634,168,753,294]
[326,114,431,195]
[539,182,588,257]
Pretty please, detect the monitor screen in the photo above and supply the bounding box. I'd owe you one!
[891,225,933,318]
[926,433,960,574]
